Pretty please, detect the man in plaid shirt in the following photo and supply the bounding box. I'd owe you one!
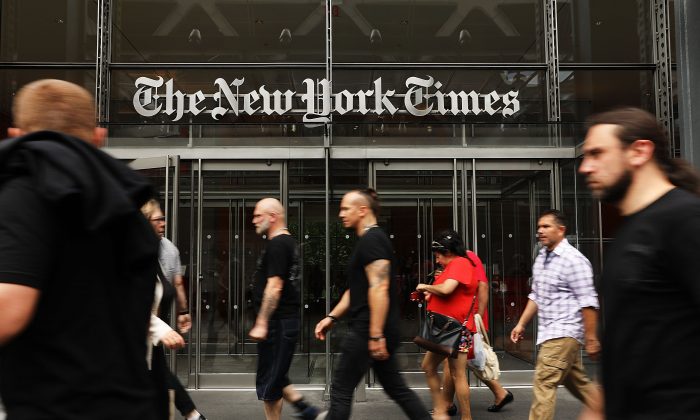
[510,210,603,420]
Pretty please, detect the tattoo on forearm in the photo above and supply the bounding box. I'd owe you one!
[367,260,389,288]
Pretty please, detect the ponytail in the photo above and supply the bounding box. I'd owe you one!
[659,158,700,196]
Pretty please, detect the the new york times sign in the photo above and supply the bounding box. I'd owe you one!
[133,75,520,123]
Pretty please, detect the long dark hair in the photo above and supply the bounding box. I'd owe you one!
[586,107,700,195]
[432,229,476,267]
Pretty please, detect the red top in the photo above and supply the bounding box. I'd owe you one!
[427,256,477,330]
[467,251,489,331]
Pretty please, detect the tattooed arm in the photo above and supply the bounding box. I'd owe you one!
[366,259,391,341]
[248,276,283,341]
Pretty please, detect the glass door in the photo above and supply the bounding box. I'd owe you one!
[371,161,464,384]
[128,155,183,376]
[472,161,553,369]
[193,162,283,388]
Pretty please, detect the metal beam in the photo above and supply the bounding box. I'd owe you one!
[653,0,674,153]
[95,0,112,123]
[675,0,700,166]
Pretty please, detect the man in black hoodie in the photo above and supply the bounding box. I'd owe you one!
[0,79,159,419]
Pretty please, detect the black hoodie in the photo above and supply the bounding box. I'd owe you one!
[0,131,160,419]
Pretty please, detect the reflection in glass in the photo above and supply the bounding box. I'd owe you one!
[475,170,550,366]
[558,0,653,63]
[375,168,455,374]
[112,0,325,63]
[0,0,96,62]
[110,68,326,124]
[195,170,284,380]
[333,0,544,63]
[0,70,95,138]
[560,70,655,122]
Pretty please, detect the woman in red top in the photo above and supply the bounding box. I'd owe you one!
[416,230,477,420]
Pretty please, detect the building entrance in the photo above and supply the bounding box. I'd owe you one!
[131,158,558,388]
[370,160,553,386]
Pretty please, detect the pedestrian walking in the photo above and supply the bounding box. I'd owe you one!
[0,79,159,419]
[314,189,431,420]
[249,198,321,420]
[142,199,206,420]
[580,107,700,419]
[438,249,513,416]
[510,210,602,420]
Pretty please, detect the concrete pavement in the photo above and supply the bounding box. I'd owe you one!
[188,387,588,420]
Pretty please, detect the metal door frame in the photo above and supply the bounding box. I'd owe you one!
[470,159,555,386]
[128,155,181,372]
[193,161,284,388]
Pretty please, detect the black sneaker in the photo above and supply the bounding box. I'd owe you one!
[293,405,321,420]
[428,404,458,416]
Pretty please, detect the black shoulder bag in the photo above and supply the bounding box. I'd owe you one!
[413,294,477,358]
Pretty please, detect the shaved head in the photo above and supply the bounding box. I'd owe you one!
[253,198,286,236]
[256,198,285,219]
[12,79,97,142]
[345,191,369,208]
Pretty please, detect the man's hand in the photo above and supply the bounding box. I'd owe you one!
[510,324,525,343]
[369,338,389,360]
[415,284,429,292]
[177,314,192,334]
[315,317,334,340]
[585,337,601,360]
[248,323,268,342]
[161,330,185,349]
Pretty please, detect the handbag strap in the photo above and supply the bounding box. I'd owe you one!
[462,294,478,327]
[474,314,491,346]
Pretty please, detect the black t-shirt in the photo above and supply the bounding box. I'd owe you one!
[602,188,700,419]
[253,234,301,319]
[0,177,158,419]
[346,227,399,339]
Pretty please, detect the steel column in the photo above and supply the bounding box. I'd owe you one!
[675,0,700,166]
[95,0,111,123]
[653,0,674,152]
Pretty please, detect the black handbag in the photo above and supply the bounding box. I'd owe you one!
[413,293,477,358]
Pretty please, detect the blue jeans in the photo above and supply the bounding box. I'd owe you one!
[256,317,300,401]
[327,328,431,420]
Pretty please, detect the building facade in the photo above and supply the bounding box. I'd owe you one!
[0,0,683,389]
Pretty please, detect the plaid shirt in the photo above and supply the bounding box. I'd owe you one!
[529,239,599,345]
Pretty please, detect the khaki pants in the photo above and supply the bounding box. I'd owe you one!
[529,337,598,420]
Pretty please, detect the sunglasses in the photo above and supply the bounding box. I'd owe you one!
[431,240,448,252]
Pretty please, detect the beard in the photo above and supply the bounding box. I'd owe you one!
[255,219,270,235]
[599,169,633,205]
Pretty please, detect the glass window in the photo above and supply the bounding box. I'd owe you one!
[109,68,326,147]
[558,0,653,63]
[110,67,326,123]
[0,69,95,136]
[333,0,544,63]
[112,0,325,63]
[331,68,546,146]
[560,70,655,121]
[0,0,97,62]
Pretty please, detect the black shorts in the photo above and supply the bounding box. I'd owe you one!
[256,317,300,401]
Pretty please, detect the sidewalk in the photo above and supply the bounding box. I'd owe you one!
[188,387,588,420]
[0,387,587,419]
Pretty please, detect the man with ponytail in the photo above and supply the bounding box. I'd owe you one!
[580,107,700,419]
